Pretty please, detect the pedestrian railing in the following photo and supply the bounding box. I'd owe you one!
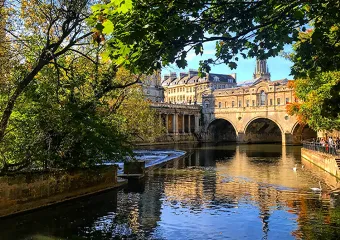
[302,141,340,156]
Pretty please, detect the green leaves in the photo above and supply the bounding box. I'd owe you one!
[88,0,319,74]
[102,20,114,34]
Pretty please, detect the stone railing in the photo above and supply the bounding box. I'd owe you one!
[302,141,340,156]
[150,102,201,110]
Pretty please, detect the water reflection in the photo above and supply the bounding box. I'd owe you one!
[1,144,340,239]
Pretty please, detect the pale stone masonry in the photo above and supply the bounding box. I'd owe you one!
[141,70,164,102]
[201,59,317,145]
[162,69,237,104]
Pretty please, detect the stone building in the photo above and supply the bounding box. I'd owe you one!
[141,71,164,102]
[162,69,236,104]
[202,59,317,145]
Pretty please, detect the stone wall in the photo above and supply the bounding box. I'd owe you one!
[0,166,119,218]
[301,148,340,178]
[136,133,198,145]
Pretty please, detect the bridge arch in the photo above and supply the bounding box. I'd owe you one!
[244,117,283,143]
[207,118,237,142]
[291,122,317,144]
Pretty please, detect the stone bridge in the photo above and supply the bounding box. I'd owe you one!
[201,78,316,145]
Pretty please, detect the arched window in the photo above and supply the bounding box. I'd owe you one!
[260,90,266,106]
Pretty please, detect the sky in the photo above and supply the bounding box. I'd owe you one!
[162,42,294,84]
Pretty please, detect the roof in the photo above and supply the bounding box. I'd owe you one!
[237,78,290,87]
[162,70,236,86]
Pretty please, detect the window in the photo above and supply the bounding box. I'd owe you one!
[252,100,255,106]
[277,98,281,105]
[232,101,235,108]
[218,102,221,108]
[260,90,266,106]
[225,102,227,108]
[286,98,289,104]
[246,100,249,107]
[238,100,242,107]
[270,99,273,106]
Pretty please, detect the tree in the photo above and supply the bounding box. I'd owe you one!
[0,0,96,146]
[89,0,320,73]
[286,2,340,131]
[0,0,164,173]
[0,47,163,173]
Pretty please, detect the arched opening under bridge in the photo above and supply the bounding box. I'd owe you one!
[245,118,282,143]
[207,119,237,143]
[292,123,317,144]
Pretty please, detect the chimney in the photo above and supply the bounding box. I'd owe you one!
[170,72,177,78]
[180,72,188,79]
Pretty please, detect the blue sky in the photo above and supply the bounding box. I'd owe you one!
[162,42,294,83]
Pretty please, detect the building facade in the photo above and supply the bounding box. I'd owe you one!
[162,69,236,105]
[142,71,164,102]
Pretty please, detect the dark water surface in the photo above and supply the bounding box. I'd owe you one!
[1,144,340,240]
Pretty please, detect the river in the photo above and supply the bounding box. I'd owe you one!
[1,144,340,240]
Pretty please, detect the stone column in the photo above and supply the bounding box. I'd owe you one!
[188,115,191,133]
[237,132,246,143]
[182,114,185,134]
[282,133,294,146]
[165,114,169,134]
[173,113,178,134]
[195,115,199,133]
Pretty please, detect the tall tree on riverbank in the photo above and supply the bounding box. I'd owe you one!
[0,0,163,174]
[91,0,340,131]
[286,7,340,131]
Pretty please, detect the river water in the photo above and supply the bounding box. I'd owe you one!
[1,144,340,240]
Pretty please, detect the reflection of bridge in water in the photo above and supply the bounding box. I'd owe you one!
[160,145,339,239]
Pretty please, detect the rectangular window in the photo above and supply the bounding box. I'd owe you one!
[232,101,235,108]
[225,102,227,108]
[246,100,249,107]
[286,98,289,104]
[238,100,242,107]
[218,102,221,108]
[277,98,281,105]
[270,99,273,106]
[252,100,255,106]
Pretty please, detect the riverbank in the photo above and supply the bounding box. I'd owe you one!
[0,150,186,218]
[0,166,121,218]
[301,148,340,179]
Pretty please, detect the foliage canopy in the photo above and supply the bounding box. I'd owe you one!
[0,0,163,174]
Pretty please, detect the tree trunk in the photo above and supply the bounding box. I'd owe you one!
[0,61,47,142]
